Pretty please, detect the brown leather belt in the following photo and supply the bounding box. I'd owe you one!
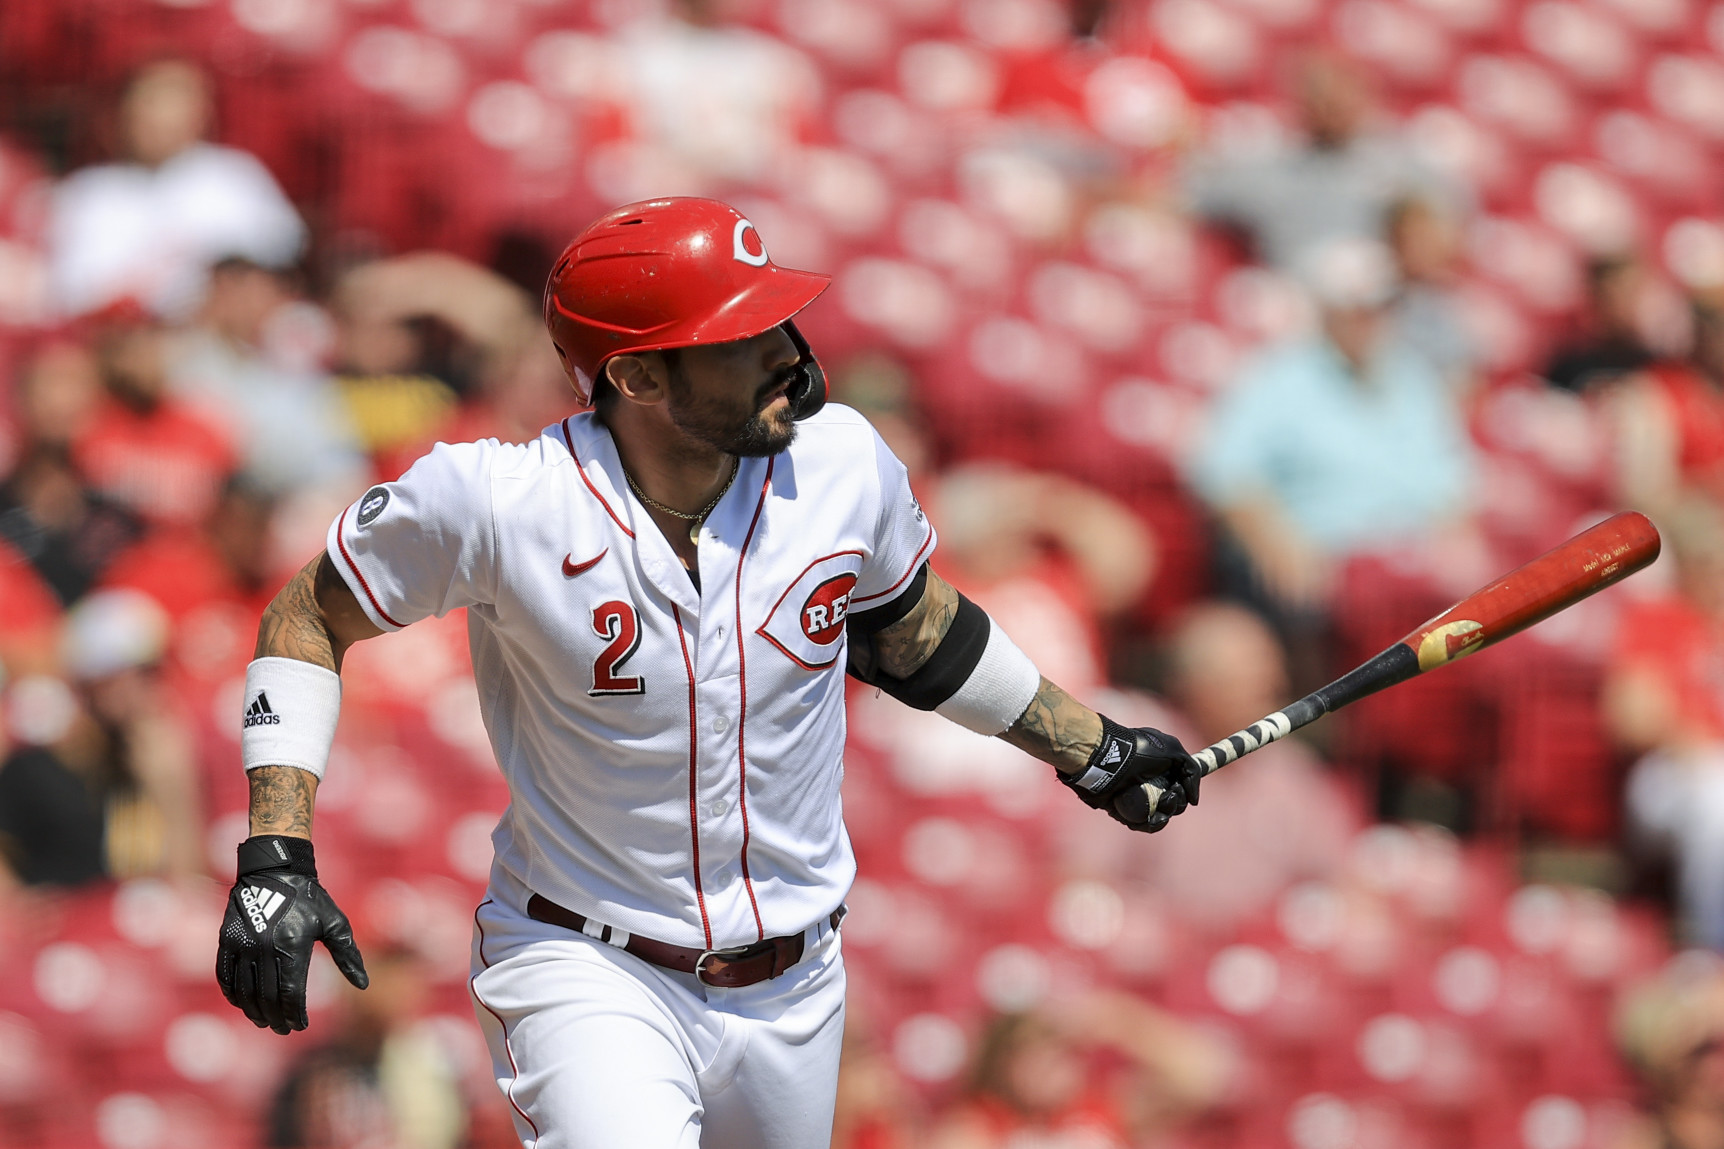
[526,894,844,989]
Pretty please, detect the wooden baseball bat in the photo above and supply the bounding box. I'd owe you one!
[1127,511,1662,816]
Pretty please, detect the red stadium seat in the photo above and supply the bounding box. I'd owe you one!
[0,0,1688,1130]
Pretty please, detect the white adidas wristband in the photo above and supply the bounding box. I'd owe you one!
[934,618,1043,737]
[241,657,342,780]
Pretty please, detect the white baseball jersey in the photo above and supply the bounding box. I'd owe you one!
[327,405,935,952]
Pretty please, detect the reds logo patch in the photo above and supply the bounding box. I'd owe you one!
[800,574,857,644]
[757,551,864,670]
[732,218,769,267]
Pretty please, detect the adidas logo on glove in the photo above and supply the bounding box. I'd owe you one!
[239,884,286,934]
[243,692,281,728]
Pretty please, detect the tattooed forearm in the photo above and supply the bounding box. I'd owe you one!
[870,570,961,679]
[255,555,341,671]
[246,552,379,841]
[999,677,1103,776]
[248,765,319,838]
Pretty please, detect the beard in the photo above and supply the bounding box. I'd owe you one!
[665,364,798,457]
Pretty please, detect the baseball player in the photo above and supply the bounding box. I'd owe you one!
[215,197,1202,1149]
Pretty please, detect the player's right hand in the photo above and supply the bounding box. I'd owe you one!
[1056,718,1201,834]
[216,835,368,1034]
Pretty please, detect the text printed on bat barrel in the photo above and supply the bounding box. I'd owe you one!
[1583,543,1637,575]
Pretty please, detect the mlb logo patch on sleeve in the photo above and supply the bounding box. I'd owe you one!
[356,486,391,526]
[757,552,863,670]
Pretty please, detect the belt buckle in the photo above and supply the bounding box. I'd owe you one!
[694,945,753,987]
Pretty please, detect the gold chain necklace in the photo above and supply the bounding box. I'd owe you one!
[623,459,739,544]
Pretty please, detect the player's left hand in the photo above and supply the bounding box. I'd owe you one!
[1056,718,1202,834]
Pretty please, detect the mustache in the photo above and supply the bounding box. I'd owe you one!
[754,368,798,409]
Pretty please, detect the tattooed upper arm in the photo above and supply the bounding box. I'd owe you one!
[854,566,1102,773]
[255,556,334,668]
[313,551,384,650]
[254,553,382,672]
[869,568,961,680]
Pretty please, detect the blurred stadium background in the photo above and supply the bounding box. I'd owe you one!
[4,0,1724,1145]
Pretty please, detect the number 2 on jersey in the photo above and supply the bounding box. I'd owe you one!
[589,600,646,696]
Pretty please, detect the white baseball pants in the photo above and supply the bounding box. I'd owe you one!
[468,869,847,1149]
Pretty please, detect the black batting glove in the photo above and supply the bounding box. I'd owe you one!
[216,835,368,1034]
[1056,716,1202,833]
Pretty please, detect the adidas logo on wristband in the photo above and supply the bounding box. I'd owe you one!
[244,693,281,728]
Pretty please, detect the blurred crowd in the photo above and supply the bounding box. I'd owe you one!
[4,0,1724,1145]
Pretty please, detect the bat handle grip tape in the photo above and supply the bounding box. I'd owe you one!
[1190,693,1327,776]
[1133,697,1323,812]
[1138,642,1423,808]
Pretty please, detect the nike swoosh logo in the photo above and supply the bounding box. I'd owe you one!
[563,549,607,577]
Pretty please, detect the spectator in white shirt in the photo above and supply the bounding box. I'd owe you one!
[47,59,306,320]
[1184,53,1460,273]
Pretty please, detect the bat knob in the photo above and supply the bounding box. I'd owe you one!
[1112,782,1161,825]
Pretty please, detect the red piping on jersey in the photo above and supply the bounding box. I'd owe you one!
[733,457,773,942]
[470,899,542,1143]
[561,417,636,539]
[849,522,935,608]
[672,605,715,951]
[334,506,407,629]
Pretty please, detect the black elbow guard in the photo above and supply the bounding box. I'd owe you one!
[846,569,992,711]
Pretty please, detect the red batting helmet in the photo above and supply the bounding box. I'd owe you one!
[543,197,831,412]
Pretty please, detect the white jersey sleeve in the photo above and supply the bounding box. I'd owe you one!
[850,423,937,611]
[326,440,499,631]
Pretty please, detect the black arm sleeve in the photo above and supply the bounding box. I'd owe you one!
[844,563,928,638]
[844,565,994,711]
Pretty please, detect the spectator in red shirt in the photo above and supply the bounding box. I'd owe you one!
[1607,496,1724,947]
[1608,286,1724,518]
[10,338,102,451]
[0,535,60,676]
[101,475,279,622]
[71,310,237,529]
[0,337,142,605]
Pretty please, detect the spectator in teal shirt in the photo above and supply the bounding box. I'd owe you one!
[1188,239,1476,621]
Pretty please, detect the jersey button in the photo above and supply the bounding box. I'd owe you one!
[713,716,729,733]
[712,870,732,889]
[709,800,727,817]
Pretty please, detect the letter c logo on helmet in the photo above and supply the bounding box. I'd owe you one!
[542,198,830,414]
[733,219,769,267]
